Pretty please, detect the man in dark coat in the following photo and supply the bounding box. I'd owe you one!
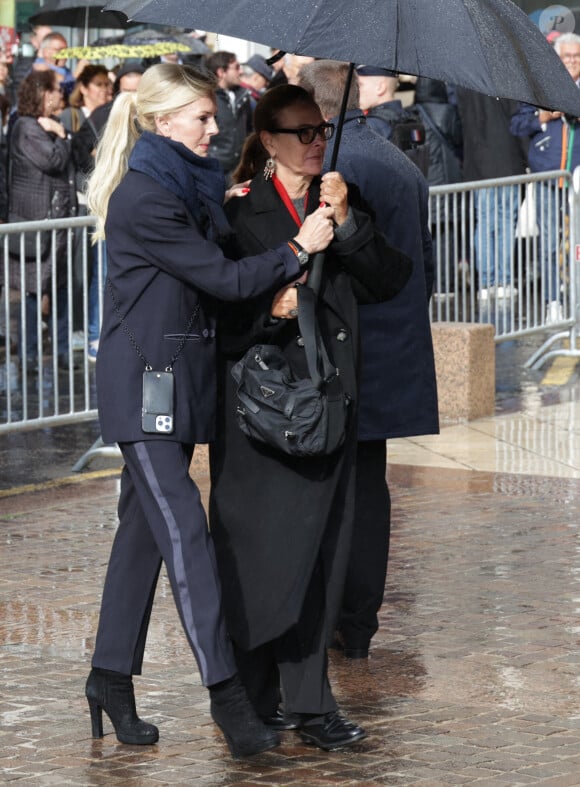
[299,60,439,658]
[205,51,253,183]
[356,64,404,139]
[411,77,463,187]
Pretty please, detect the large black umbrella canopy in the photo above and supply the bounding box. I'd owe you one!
[30,1,131,30]
[106,0,580,116]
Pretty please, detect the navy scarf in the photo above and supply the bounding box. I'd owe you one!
[128,131,230,241]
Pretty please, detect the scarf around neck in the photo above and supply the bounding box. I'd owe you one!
[128,131,230,241]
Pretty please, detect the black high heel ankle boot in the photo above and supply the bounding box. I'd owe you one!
[85,667,159,745]
[209,674,280,758]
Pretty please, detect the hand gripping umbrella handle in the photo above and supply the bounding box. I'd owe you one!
[307,62,355,296]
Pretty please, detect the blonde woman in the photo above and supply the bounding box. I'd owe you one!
[85,63,335,757]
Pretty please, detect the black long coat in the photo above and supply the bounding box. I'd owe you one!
[209,174,411,650]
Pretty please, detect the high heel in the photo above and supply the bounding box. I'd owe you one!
[85,667,159,745]
[88,697,104,738]
[209,674,280,758]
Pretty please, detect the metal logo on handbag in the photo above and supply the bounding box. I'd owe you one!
[231,285,351,456]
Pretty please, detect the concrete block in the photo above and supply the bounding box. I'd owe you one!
[431,322,495,422]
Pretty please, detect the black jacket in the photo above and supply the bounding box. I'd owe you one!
[411,78,463,186]
[455,87,528,180]
[208,86,253,176]
[71,101,111,178]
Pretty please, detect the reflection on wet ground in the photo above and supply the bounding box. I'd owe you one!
[3,312,580,782]
[3,463,580,784]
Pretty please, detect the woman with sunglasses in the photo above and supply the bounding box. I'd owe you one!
[209,84,411,751]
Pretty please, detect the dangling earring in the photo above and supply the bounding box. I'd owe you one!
[264,156,276,180]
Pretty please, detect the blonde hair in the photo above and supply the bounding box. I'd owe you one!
[87,63,217,241]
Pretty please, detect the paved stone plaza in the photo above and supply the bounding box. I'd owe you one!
[2,435,580,784]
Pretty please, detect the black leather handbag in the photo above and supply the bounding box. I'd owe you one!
[231,284,350,457]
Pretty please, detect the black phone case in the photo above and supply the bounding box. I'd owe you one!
[142,370,174,434]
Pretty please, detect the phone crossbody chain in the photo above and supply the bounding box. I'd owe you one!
[107,277,200,372]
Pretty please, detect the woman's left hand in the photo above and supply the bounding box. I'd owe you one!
[320,171,349,226]
[225,180,251,203]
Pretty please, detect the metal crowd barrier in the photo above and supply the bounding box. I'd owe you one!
[1,170,580,444]
[0,215,103,433]
[429,169,578,370]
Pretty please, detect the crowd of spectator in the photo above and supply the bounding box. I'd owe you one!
[1,24,579,367]
[1,16,579,761]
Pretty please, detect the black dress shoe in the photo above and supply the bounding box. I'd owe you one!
[343,646,369,659]
[261,709,303,730]
[299,711,366,751]
[329,630,370,659]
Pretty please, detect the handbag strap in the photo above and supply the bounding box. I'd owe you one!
[296,284,338,389]
[107,277,199,371]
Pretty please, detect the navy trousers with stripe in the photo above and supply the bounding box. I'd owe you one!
[92,441,236,687]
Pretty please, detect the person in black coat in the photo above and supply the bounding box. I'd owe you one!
[411,77,463,187]
[84,64,337,759]
[299,60,438,658]
[208,84,411,751]
[205,51,253,183]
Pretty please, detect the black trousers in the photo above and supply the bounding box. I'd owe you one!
[92,440,236,687]
[338,439,391,647]
[234,561,337,718]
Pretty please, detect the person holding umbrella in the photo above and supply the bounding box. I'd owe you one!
[298,59,438,659]
[209,84,411,751]
[84,63,336,758]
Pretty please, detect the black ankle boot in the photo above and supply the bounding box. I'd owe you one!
[209,674,280,758]
[85,667,159,745]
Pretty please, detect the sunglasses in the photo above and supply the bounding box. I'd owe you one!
[268,122,335,144]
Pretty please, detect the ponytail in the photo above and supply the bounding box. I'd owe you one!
[87,92,139,241]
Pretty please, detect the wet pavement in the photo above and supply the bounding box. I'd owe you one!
[3,405,580,784]
[1,328,576,491]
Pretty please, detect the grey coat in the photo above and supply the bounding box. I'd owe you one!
[8,116,76,293]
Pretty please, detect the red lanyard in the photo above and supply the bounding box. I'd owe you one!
[272,174,308,228]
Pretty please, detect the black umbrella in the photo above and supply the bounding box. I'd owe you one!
[30,1,132,40]
[107,0,580,117]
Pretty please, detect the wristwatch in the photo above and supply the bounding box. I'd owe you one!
[288,239,310,267]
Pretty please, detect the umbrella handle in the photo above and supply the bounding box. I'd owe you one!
[329,62,355,171]
[308,63,355,296]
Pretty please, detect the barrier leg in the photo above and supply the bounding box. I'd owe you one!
[72,436,121,472]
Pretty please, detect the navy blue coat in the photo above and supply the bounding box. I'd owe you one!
[325,112,439,440]
[510,103,580,173]
[96,170,301,445]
